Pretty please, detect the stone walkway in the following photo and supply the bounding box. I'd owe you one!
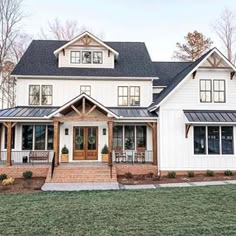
[42,180,236,191]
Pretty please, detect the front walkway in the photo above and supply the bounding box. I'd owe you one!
[42,180,236,191]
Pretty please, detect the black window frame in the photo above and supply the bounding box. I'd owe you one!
[124,126,135,150]
[80,85,91,96]
[113,126,123,149]
[41,85,53,105]
[22,125,33,150]
[136,126,147,149]
[82,51,92,64]
[199,79,212,103]
[213,80,226,103]
[118,86,128,106]
[29,85,40,105]
[130,86,140,106]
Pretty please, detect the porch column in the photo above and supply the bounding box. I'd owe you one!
[152,122,157,166]
[53,120,60,166]
[6,122,12,166]
[108,121,114,154]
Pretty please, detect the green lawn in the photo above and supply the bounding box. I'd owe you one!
[1,186,236,236]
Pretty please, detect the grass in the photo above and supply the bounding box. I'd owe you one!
[1,186,236,235]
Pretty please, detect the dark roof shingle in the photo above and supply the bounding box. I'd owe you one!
[12,40,157,78]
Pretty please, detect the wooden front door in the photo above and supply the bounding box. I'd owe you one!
[73,127,98,160]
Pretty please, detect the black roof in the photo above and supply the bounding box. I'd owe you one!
[12,40,157,78]
[184,110,236,123]
[108,107,157,118]
[150,48,215,109]
[152,61,192,86]
[0,106,58,118]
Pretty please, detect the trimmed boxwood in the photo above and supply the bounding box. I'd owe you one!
[167,171,176,178]
[187,171,195,178]
[224,170,233,176]
[23,171,33,179]
[206,170,214,177]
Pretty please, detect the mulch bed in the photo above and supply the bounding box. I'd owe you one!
[118,173,236,185]
[0,177,45,194]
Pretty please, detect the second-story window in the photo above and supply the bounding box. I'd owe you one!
[200,80,212,103]
[42,85,53,105]
[82,51,92,64]
[29,85,53,105]
[213,80,225,103]
[118,86,128,106]
[29,85,40,105]
[70,51,80,64]
[80,85,91,96]
[130,86,140,106]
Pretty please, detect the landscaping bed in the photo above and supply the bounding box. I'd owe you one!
[118,172,236,185]
[0,177,45,193]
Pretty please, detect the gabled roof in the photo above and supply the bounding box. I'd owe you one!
[53,31,119,57]
[149,48,236,111]
[12,40,157,78]
[48,93,119,119]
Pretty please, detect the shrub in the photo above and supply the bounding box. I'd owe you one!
[206,170,214,177]
[0,174,7,181]
[146,172,154,178]
[101,144,109,154]
[224,170,233,176]
[187,171,195,178]
[23,171,33,179]
[167,171,176,178]
[2,177,14,186]
[124,172,133,179]
[61,145,69,154]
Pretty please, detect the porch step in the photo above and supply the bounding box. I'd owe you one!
[46,166,117,183]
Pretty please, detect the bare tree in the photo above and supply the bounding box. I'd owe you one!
[0,0,24,108]
[40,18,80,40]
[213,8,236,64]
[173,31,213,61]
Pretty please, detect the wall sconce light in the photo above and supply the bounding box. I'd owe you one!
[103,128,106,135]
[65,128,69,135]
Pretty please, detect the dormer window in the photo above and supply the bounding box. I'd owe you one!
[93,51,103,64]
[70,51,80,64]
[82,51,92,64]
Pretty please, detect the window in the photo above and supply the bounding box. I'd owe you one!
[80,85,91,96]
[4,126,15,149]
[29,85,53,105]
[22,125,53,150]
[41,85,52,105]
[194,126,206,154]
[130,87,140,106]
[22,125,33,150]
[125,126,135,150]
[82,51,92,64]
[213,80,225,103]
[136,126,146,148]
[118,86,128,106]
[29,85,40,105]
[93,51,103,64]
[200,80,212,103]
[194,126,234,155]
[222,127,233,154]
[113,126,123,149]
[208,126,220,154]
[70,51,80,64]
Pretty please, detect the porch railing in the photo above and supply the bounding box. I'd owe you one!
[0,151,54,165]
[112,150,153,164]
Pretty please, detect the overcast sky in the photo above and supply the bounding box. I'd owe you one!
[21,0,236,61]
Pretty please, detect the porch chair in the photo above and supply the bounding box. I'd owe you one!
[114,146,126,163]
[134,148,146,163]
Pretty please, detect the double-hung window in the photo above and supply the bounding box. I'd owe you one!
[118,86,128,106]
[29,85,40,105]
[200,79,226,103]
[70,51,80,64]
[130,87,140,106]
[194,126,233,155]
[29,85,53,105]
[118,86,140,106]
[41,85,53,105]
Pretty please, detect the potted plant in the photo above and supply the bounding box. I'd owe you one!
[101,144,109,162]
[61,145,69,163]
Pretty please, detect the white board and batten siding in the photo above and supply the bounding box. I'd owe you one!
[159,69,236,171]
[16,79,153,107]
